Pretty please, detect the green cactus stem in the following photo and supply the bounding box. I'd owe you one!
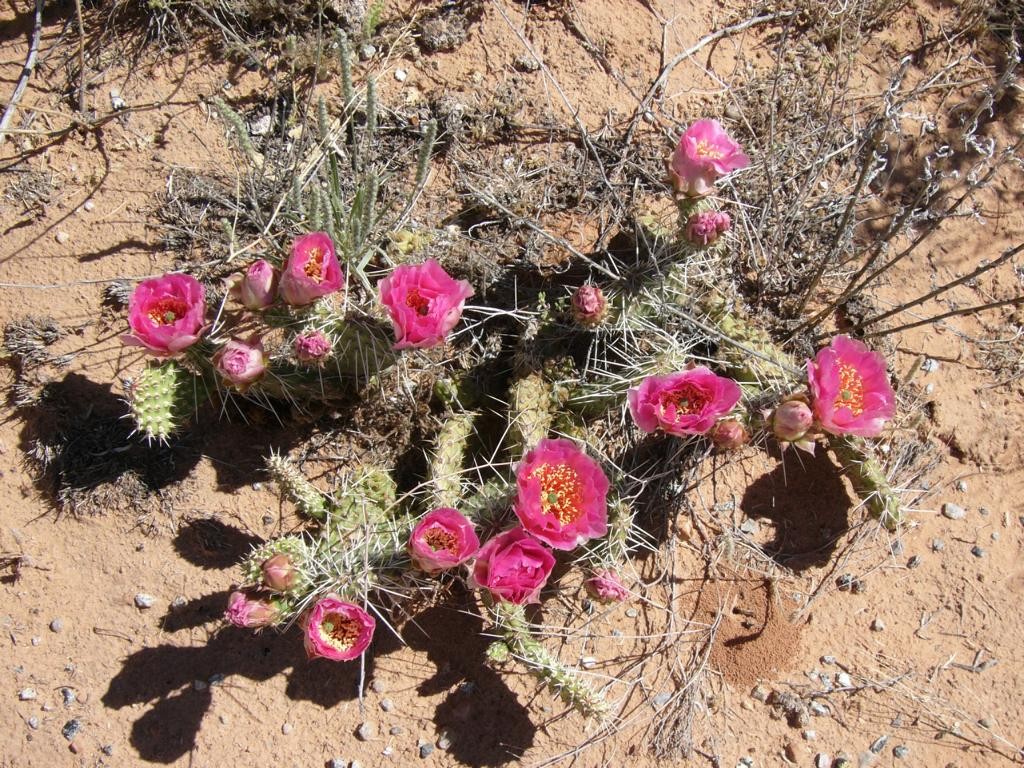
[829,435,902,531]
[430,411,476,507]
[265,453,329,521]
[509,371,553,455]
[486,602,610,720]
[461,477,513,530]
[127,360,207,442]
[332,465,399,533]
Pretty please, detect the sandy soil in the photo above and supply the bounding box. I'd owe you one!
[1,1,1022,767]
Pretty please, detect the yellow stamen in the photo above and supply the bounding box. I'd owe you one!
[834,362,865,416]
[531,462,583,525]
[319,612,360,651]
[424,527,458,554]
[695,139,725,160]
[304,247,326,282]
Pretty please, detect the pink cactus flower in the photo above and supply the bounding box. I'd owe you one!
[514,438,609,551]
[214,337,267,388]
[710,418,749,451]
[409,507,480,574]
[261,554,298,592]
[571,284,607,327]
[584,569,630,603]
[236,259,278,310]
[669,120,750,196]
[123,273,206,356]
[293,330,332,363]
[379,259,475,350]
[685,210,732,246]
[628,368,742,436]
[807,335,896,438]
[279,232,344,306]
[225,590,279,628]
[302,595,376,662]
[773,399,814,442]
[472,527,555,605]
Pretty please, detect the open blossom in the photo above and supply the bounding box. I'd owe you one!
[685,210,732,246]
[409,508,480,574]
[669,120,750,196]
[225,590,279,628]
[472,527,555,605]
[214,337,266,388]
[236,259,278,310]
[302,595,375,662]
[807,335,896,438]
[379,259,474,350]
[584,570,630,603]
[571,284,607,327]
[293,330,332,363]
[514,438,609,550]
[279,232,344,306]
[628,368,742,436]
[123,274,206,356]
[260,554,298,591]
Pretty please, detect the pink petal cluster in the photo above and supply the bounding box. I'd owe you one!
[124,274,206,356]
[237,259,278,310]
[293,330,332,363]
[628,368,742,436]
[807,335,895,438]
[409,507,480,574]
[225,590,279,628]
[571,284,607,327]
[379,259,475,350]
[302,595,376,661]
[279,232,344,306]
[472,527,555,605]
[214,337,267,388]
[685,210,732,246]
[670,120,750,196]
[514,438,609,551]
[584,569,630,603]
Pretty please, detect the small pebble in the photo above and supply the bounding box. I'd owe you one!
[870,618,885,632]
[820,655,837,665]
[261,514,274,525]
[31,636,41,646]
[954,479,967,492]
[809,701,830,716]
[836,672,852,688]
[921,358,939,373]
[351,762,363,768]
[209,673,225,686]
[971,545,986,558]
[193,680,208,691]
[740,519,759,535]
[803,730,816,741]
[979,716,994,728]
[889,540,904,556]
[328,760,345,768]
[931,538,945,552]
[281,722,293,735]
[82,199,95,212]
[382,747,393,757]
[751,685,770,702]
[390,725,405,736]
[55,231,70,244]
[437,732,451,750]
[738,759,753,767]
[18,688,37,701]
[581,656,597,669]
[62,719,81,740]
[836,574,854,591]
[907,555,922,569]
[851,579,867,595]
[942,503,966,520]
[513,54,540,72]
[869,735,888,754]
[370,679,386,693]
[69,741,81,754]
[50,618,64,633]
[380,698,393,712]
[625,608,638,618]
[134,593,155,609]
[991,532,1000,542]
[171,596,187,610]
[60,687,75,706]
[652,692,672,707]
[815,754,831,768]
[724,104,741,120]
[356,722,374,741]
[892,745,909,758]
[419,742,434,758]
[27,716,39,730]
[101,744,114,756]
[395,69,408,82]
[359,43,377,60]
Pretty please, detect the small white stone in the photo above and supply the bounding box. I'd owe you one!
[581,656,597,669]
[19,688,37,701]
[394,69,408,82]
[134,593,155,609]
[82,200,95,212]
[55,231,70,244]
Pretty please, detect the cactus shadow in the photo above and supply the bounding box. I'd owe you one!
[404,600,536,766]
[103,594,404,764]
[739,447,853,571]
[172,517,262,570]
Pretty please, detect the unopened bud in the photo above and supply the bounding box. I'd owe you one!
[773,400,813,442]
[261,554,298,591]
[571,284,607,327]
[238,259,278,310]
[710,419,749,451]
[685,210,731,246]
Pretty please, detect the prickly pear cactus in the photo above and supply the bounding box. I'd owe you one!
[265,453,328,521]
[125,361,204,442]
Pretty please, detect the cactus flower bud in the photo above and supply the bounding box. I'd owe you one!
[260,553,298,591]
[571,284,607,327]
[584,569,630,603]
[772,400,813,442]
[293,330,332,364]
[214,337,267,389]
[237,259,278,310]
[685,210,731,246]
[710,419,749,451]
[225,590,279,628]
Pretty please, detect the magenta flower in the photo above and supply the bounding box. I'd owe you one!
[409,507,480,574]
[214,337,267,389]
[379,259,475,350]
[710,419,749,451]
[669,120,750,196]
[236,259,278,310]
[279,232,344,306]
[628,368,742,436]
[123,274,206,356]
[293,330,332,364]
[472,527,555,605]
[260,554,298,591]
[302,595,375,662]
[514,438,609,550]
[225,590,279,628]
[571,284,607,327]
[685,210,732,246]
[584,569,630,604]
[807,335,896,438]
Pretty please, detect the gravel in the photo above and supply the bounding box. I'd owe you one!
[281,722,293,735]
[971,545,986,558]
[356,722,375,741]
[380,698,393,712]
[869,735,888,753]
[931,538,945,552]
[870,618,885,632]
[49,618,64,633]
[893,745,910,758]
[815,754,831,768]
[18,688,37,701]
[60,687,75,706]
[907,555,922,569]
[61,719,81,741]
[134,593,155,609]
[942,503,966,520]
[419,742,434,759]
